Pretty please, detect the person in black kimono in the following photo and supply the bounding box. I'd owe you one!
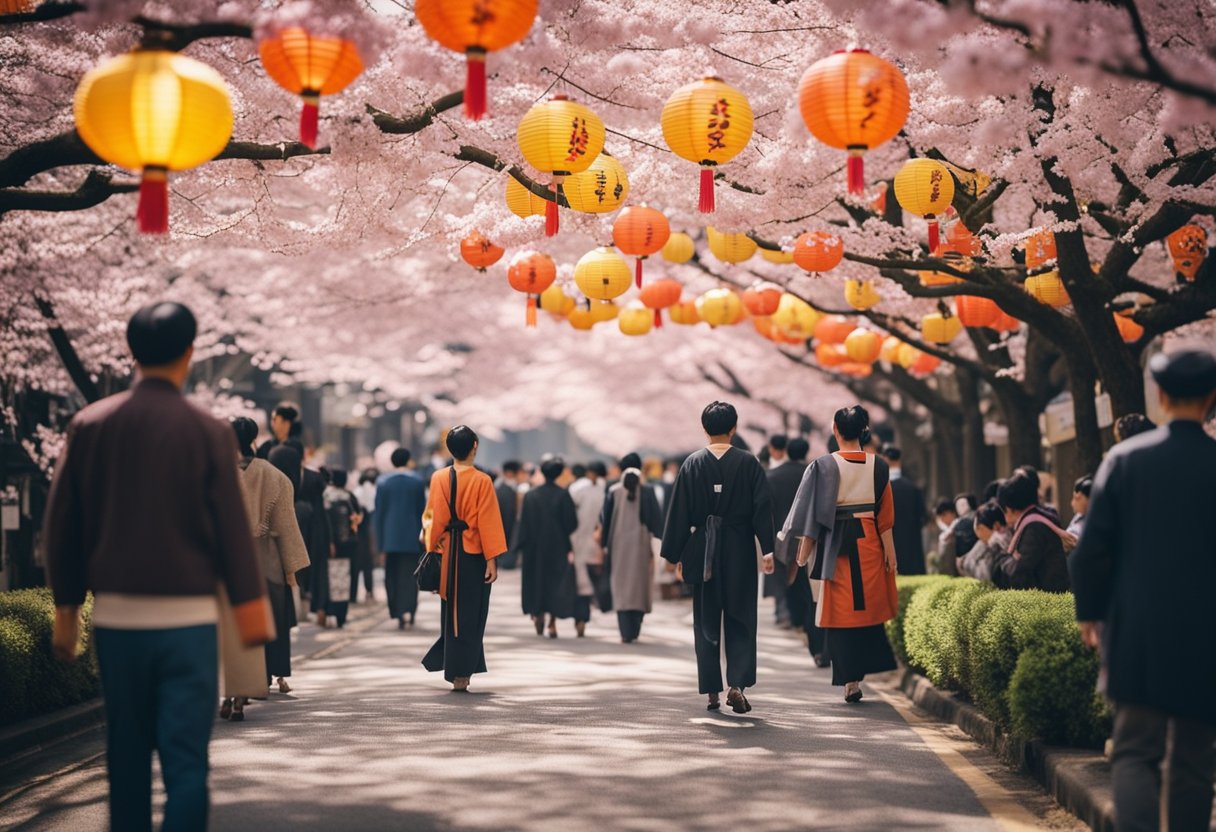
[516,458,579,638]
[1070,349,1216,832]
[495,461,523,569]
[768,438,826,666]
[882,447,926,575]
[323,469,360,628]
[661,402,775,714]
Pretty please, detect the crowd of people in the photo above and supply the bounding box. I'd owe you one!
[35,302,1216,832]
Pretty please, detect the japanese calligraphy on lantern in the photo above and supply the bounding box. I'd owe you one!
[566,117,590,163]
[707,97,730,151]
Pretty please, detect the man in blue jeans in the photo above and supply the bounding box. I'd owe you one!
[44,302,271,832]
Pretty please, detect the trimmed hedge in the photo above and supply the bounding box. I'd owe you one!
[894,576,1109,748]
[885,574,949,665]
[0,588,99,726]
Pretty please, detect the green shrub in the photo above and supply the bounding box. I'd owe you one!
[887,575,950,665]
[942,579,998,692]
[904,579,963,685]
[0,617,35,723]
[0,589,99,726]
[956,590,1002,695]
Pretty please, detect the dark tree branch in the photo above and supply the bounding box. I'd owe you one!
[0,169,137,214]
[366,92,464,134]
[134,17,253,51]
[33,294,101,403]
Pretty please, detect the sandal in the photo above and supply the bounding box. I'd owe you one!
[533,616,544,636]
[707,693,721,711]
[277,677,292,695]
[575,621,586,638]
[844,682,863,704]
[230,699,246,722]
[219,698,233,720]
[726,687,752,714]
[547,616,557,639]
[452,677,470,692]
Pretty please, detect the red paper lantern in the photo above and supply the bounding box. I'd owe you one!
[1114,312,1144,343]
[955,295,1000,329]
[639,278,682,327]
[741,282,782,317]
[813,314,856,345]
[991,310,1021,333]
[459,231,504,271]
[1166,224,1207,281]
[793,231,844,273]
[816,342,850,367]
[506,251,556,328]
[612,206,671,288]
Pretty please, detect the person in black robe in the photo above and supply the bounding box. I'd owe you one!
[495,461,523,569]
[883,446,926,574]
[255,401,299,460]
[297,458,332,626]
[768,438,826,666]
[322,470,360,628]
[661,401,775,714]
[515,458,579,638]
[1070,349,1216,832]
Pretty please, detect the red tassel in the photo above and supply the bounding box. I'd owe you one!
[927,217,941,254]
[654,309,663,328]
[465,49,487,120]
[526,296,537,328]
[847,151,865,196]
[137,168,168,234]
[546,180,560,237]
[300,94,320,149]
[699,166,715,213]
[635,258,643,289]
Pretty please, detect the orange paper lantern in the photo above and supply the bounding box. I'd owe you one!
[910,351,942,375]
[741,282,782,317]
[668,299,702,326]
[506,250,556,328]
[844,328,883,364]
[1166,224,1207,281]
[991,310,1021,333]
[1024,230,1057,272]
[793,231,844,273]
[613,206,671,288]
[955,295,1000,329]
[639,278,682,327]
[1025,271,1070,308]
[816,342,850,367]
[259,27,363,149]
[814,314,856,345]
[459,230,504,271]
[1114,311,1144,343]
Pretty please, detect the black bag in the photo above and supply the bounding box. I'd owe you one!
[415,468,460,593]
[589,563,613,613]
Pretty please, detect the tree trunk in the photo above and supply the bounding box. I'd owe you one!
[992,384,1043,470]
[1064,355,1105,474]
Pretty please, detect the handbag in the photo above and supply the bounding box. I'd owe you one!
[415,467,459,593]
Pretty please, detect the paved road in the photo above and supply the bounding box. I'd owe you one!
[1,570,1082,831]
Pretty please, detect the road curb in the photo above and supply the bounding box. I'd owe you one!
[897,669,1116,832]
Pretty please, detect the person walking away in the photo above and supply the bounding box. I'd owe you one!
[1114,413,1156,444]
[296,453,332,626]
[569,461,607,636]
[516,458,580,638]
[375,448,426,629]
[495,460,524,569]
[661,402,776,714]
[883,446,927,575]
[601,467,663,643]
[994,472,1071,592]
[1070,349,1216,832]
[769,438,826,666]
[44,302,272,832]
[255,401,299,460]
[222,417,309,720]
[351,468,379,603]
[323,470,360,628]
[763,434,793,626]
[1067,475,1092,538]
[421,426,507,692]
[783,406,899,704]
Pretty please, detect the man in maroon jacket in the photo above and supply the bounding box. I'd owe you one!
[44,302,271,832]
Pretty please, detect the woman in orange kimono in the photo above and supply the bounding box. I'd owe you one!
[781,406,899,703]
[421,426,509,692]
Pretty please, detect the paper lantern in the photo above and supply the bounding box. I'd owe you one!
[618,301,654,337]
[814,314,856,345]
[590,300,619,323]
[414,0,536,120]
[564,151,629,214]
[943,221,982,259]
[816,342,850,367]
[517,96,605,236]
[74,50,233,233]
[1024,230,1057,272]
[0,1,37,11]
[696,289,744,327]
[798,49,909,195]
[662,232,695,264]
[540,284,576,316]
[505,176,550,218]
[896,342,919,369]
[880,335,903,363]
[613,206,671,288]
[1167,224,1207,281]
[568,306,596,331]
[910,351,942,375]
[574,247,632,301]
[839,362,873,378]
[844,328,883,364]
[742,282,782,317]
[1025,271,1070,308]
[844,279,881,311]
[459,230,504,271]
[639,278,682,327]
[661,76,753,213]
[753,317,799,344]
[771,294,820,340]
[922,312,963,344]
[894,159,955,252]
[668,299,701,325]
[793,231,844,273]
[919,269,965,287]
[258,28,362,149]
[955,295,1000,329]
[1114,312,1144,343]
[991,311,1021,333]
[759,247,795,264]
[506,251,556,327]
[706,227,757,265]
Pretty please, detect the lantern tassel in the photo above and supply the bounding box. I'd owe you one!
[137,168,169,234]
[654,309,663,328]
[465,48,487,120]
[847,149,865,196]
[699,166,715,213]
[635,258,643,289]
[927,217,941,254]
[300,93,320,149]
[526,295,537,328]
[546,179,561,237]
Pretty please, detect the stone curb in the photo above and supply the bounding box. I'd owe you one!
[897,668,1116,832]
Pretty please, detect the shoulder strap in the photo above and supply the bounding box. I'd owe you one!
[448,467,460,525]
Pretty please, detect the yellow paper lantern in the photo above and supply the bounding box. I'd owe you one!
[662,232,696,264]
[759,247,795,264]
[505,176,549,218]
[1025,271,1070,308]
[618,301,654,337]
[894,158,955,251]
[897,342,919,369]
[568,306,596,331]
[563,151,629,214]
[661,76,753,213]
[696,289,745,327]
[706,227,757,264]
[844,279,881,311]
[539,284,576,316]
[517,96,606,236]
[879,336,902,363]
[589,300,619,323]
[574,247,632,301]
[844,328,883,364]
[771,294,821,340]
[922,311,963,344]
[74,50,234,233]
[668,299,701,325]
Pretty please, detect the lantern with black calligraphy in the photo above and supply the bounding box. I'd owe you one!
[661,76,753,213]
[574,247,632,302]
[793,231,844,274]
[506,251,556,328]
[639,278,682,328]
[1167,224,1207,282]
[517,96,605,236]
[613,206,670,288]
[563,151,629,214]
[894,159,955,252]
[259,27,363,149]
[460,231,505,272]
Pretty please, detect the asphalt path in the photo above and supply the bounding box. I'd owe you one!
[0,569,1083,831]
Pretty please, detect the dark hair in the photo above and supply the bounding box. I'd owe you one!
[359,467,379,484]
[446,425,478,461]
[833,406,870,443]
[319,466,332,485]
[619,452,642,471]
[997,472,1038,512]
[541,457,565,483]
[955,493,978,512]
[768,434,788,451]
[502,460,523,475]
[982,478,1004,502]
[934,498,956,517]
[975,501,1006,530]
[588,461,608,477]
[230,416,258,458]
[287,421,304,440]
[268,444,301,494]
[331,469,348,488]
[126,302,196,367]
[623,470,640,502]
[571,463,587,479]
[882,444,902,461]
[273,403,300,423]
[701,401,738,437]
[390,448,412,468]
[283,438,305,457]
[1074,475,1093,497]
[1114,413,1155,443]
[787,437,810,462]
[1013,465,1041,491]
